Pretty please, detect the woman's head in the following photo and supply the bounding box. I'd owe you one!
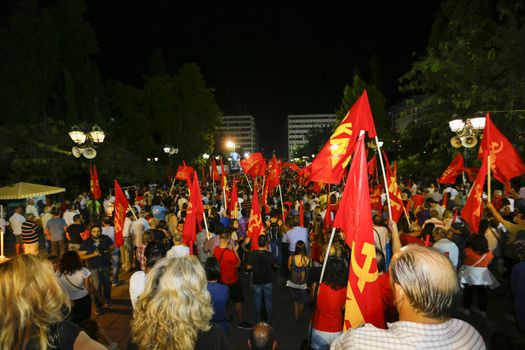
[323,256,349,290]
[205,256,221,281]
[295,240,307,256]
[131,256,212,350]
[59,251,83,275]
[0,255,70,349]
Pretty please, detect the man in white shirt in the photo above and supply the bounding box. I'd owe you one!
[25,199,40,219]
[132,212,150,249]
[63,205,80,227]
[121,211,134,272]
[432,226,459,268]
[331,245,485,350]
[9,207,26,254]
[166,232,189,258]
[286,216,308,255]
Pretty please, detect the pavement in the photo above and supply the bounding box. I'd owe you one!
[2,231,525,349]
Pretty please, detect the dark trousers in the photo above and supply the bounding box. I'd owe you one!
[463,285,488,311]
[70,293,92,325]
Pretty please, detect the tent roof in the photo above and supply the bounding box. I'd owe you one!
[0,182,65,200]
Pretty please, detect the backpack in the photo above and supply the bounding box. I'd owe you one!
[290,257,308,285]
[268,221,279,241]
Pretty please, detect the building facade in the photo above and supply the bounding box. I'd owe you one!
[287,114,336,160]
[216,115,259,154]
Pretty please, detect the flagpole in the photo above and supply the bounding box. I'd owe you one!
[375,137,393,221]
[278,184,286,223]
[402,204,411,228]
[487,154,491,202]
[244,173,253,191]
[319,227,337,285]
[128,204,138,221]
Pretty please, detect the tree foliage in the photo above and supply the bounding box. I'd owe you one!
[399,0,525,178]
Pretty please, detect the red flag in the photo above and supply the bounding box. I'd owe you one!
[241,152,266,178]
[437,154,465,184]
[442,192,449,208]
[283,162,300,172]
[479,113,525,191]
[211,159,220,181]
[246,183,263,250]
[369,185,383,214]
[176,164,194,181]
[90,164,101,200]
[463,167,479,183]
[183,171,204,254]
[332,132,384,329]
[298,164,313,186]
[367,154,377,176]
[299,201,304,227]
[229,176,239,219]
[311,90,377,184]
[261,178,270,214]
[113,179,129,248]
[382,152,404,222]
[267,155,281,192]
[323,197,332,230]
[312,182,324,194]
[462,153,488,233]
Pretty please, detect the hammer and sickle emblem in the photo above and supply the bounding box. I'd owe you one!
[351,241,378,293]
[471,184,483,218]
[329,122,353,168]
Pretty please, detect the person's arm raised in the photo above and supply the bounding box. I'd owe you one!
[389,220,401,255]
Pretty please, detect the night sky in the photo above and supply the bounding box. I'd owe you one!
[3,0,442,154]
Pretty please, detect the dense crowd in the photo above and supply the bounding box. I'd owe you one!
[1,168,525,349]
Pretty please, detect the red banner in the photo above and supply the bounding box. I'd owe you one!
[266,155,281,192]
[241,152,266,178]
[333,133,384,329]
[113,179,128,248]
[176,164,194,181]
[462,154,489,233]
[229,176,239,218]
[247,183,263,250]
[183,171,205,253]
[383,152,404,222]
[90,164,101,200]
[438,154,465,184]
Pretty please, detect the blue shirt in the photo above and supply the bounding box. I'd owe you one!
[79,235,114,269]
[286,226,308,253]
[46,218,67,242]
[207,282,229,334]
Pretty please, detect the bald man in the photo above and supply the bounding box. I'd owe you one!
[331,245,485,350]
[248,322,277,350]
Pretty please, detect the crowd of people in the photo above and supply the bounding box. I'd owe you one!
[1,167,525,349]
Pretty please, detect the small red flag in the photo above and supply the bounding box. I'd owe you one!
[176,164,194,181]
[298,164,313,186]
[183,171,204,254]
[299,201,304,227]
[246,183,263,250]
[311,90,377,184]
[462,153,489,233]
[211,159,220,181]
[229,176,239,219]
[241,152,266,178]
[438,154,465,184]
[479,113,525,192]
[90,164,101,200]
[113,179,129,248]
[266,155,281,192]
[382,152,404,222]
[333,132,384,329]
[323,197,332,231]
[367,154,377,176]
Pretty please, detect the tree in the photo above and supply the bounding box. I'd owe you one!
[399,0,525,177]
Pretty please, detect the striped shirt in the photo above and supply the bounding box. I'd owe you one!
[330,319,485,350]
[21,221,39,244]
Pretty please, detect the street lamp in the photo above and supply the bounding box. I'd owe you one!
[69,124,105,159]
[163,145,179,155]
[243,152,250,159]
[449,115,485,148]
[202,153,210,160]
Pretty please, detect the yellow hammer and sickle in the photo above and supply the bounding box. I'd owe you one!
[351,241,378,293]
[472,184,483,218]
[344,279,365,330]
[329,122,353,168]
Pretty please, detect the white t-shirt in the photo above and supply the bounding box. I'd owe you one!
[58,268,91,300]
[373,226,389,258]
[434,238,459,268]
[166,244,190,258]
[102,226,118,251]
[129,270,147,309]
[63,210,80,227]
[132,218,150,247]
[9,213,25,235]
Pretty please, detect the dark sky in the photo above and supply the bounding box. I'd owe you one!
[3,0,442,154]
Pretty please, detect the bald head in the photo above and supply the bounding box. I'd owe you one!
[390,245,459,320]
[248,322,276,350]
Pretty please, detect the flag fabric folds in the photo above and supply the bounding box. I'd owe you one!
[176,164,194,182]
[367,154,377,177]
[462,153,489,234]
[311,90,377,184]
[229,176,239,218]
[183,171,204,254]
[438,154,465,184]
[246,183,263,251]
[113,179,128,248]
[382,152,404,222]
[90,164,101,200]
[298,164,312,186]
[211,159,220,181]
[266,155,281,192]
[478,113,525,192]
[241,152,266,178]
[332,132,384,329]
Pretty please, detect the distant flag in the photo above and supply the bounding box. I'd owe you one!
[113,179,128,248]
[311,90,377,184]
[229,176,239,219]
[246,183,263,250]
[266,155,281,192]
[332,132,384,329]
[382,152,404,222]
[241,152,266,178]
[438,154,464,185]
[478,113,525,192]
[211,158,220,181]
[90,164,101,200]
[462,153,489,233]
[183,171,205,254]
[299,201,304,227]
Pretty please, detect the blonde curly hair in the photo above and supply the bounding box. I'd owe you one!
[131,255,213,350]
[0,254,71,349]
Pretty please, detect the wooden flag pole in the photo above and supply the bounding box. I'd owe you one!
[128,204,138,221]
[402,204,411,228]
[244,172,253,192]
[319,227,337,285]
[487,154,492,202]
[278,184,286,223]
[375,137,393,221]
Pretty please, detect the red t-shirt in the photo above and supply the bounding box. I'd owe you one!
[400,234,425,246]
[412,194,425,211]
[213,247,239,285]
[312,283,346,332]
